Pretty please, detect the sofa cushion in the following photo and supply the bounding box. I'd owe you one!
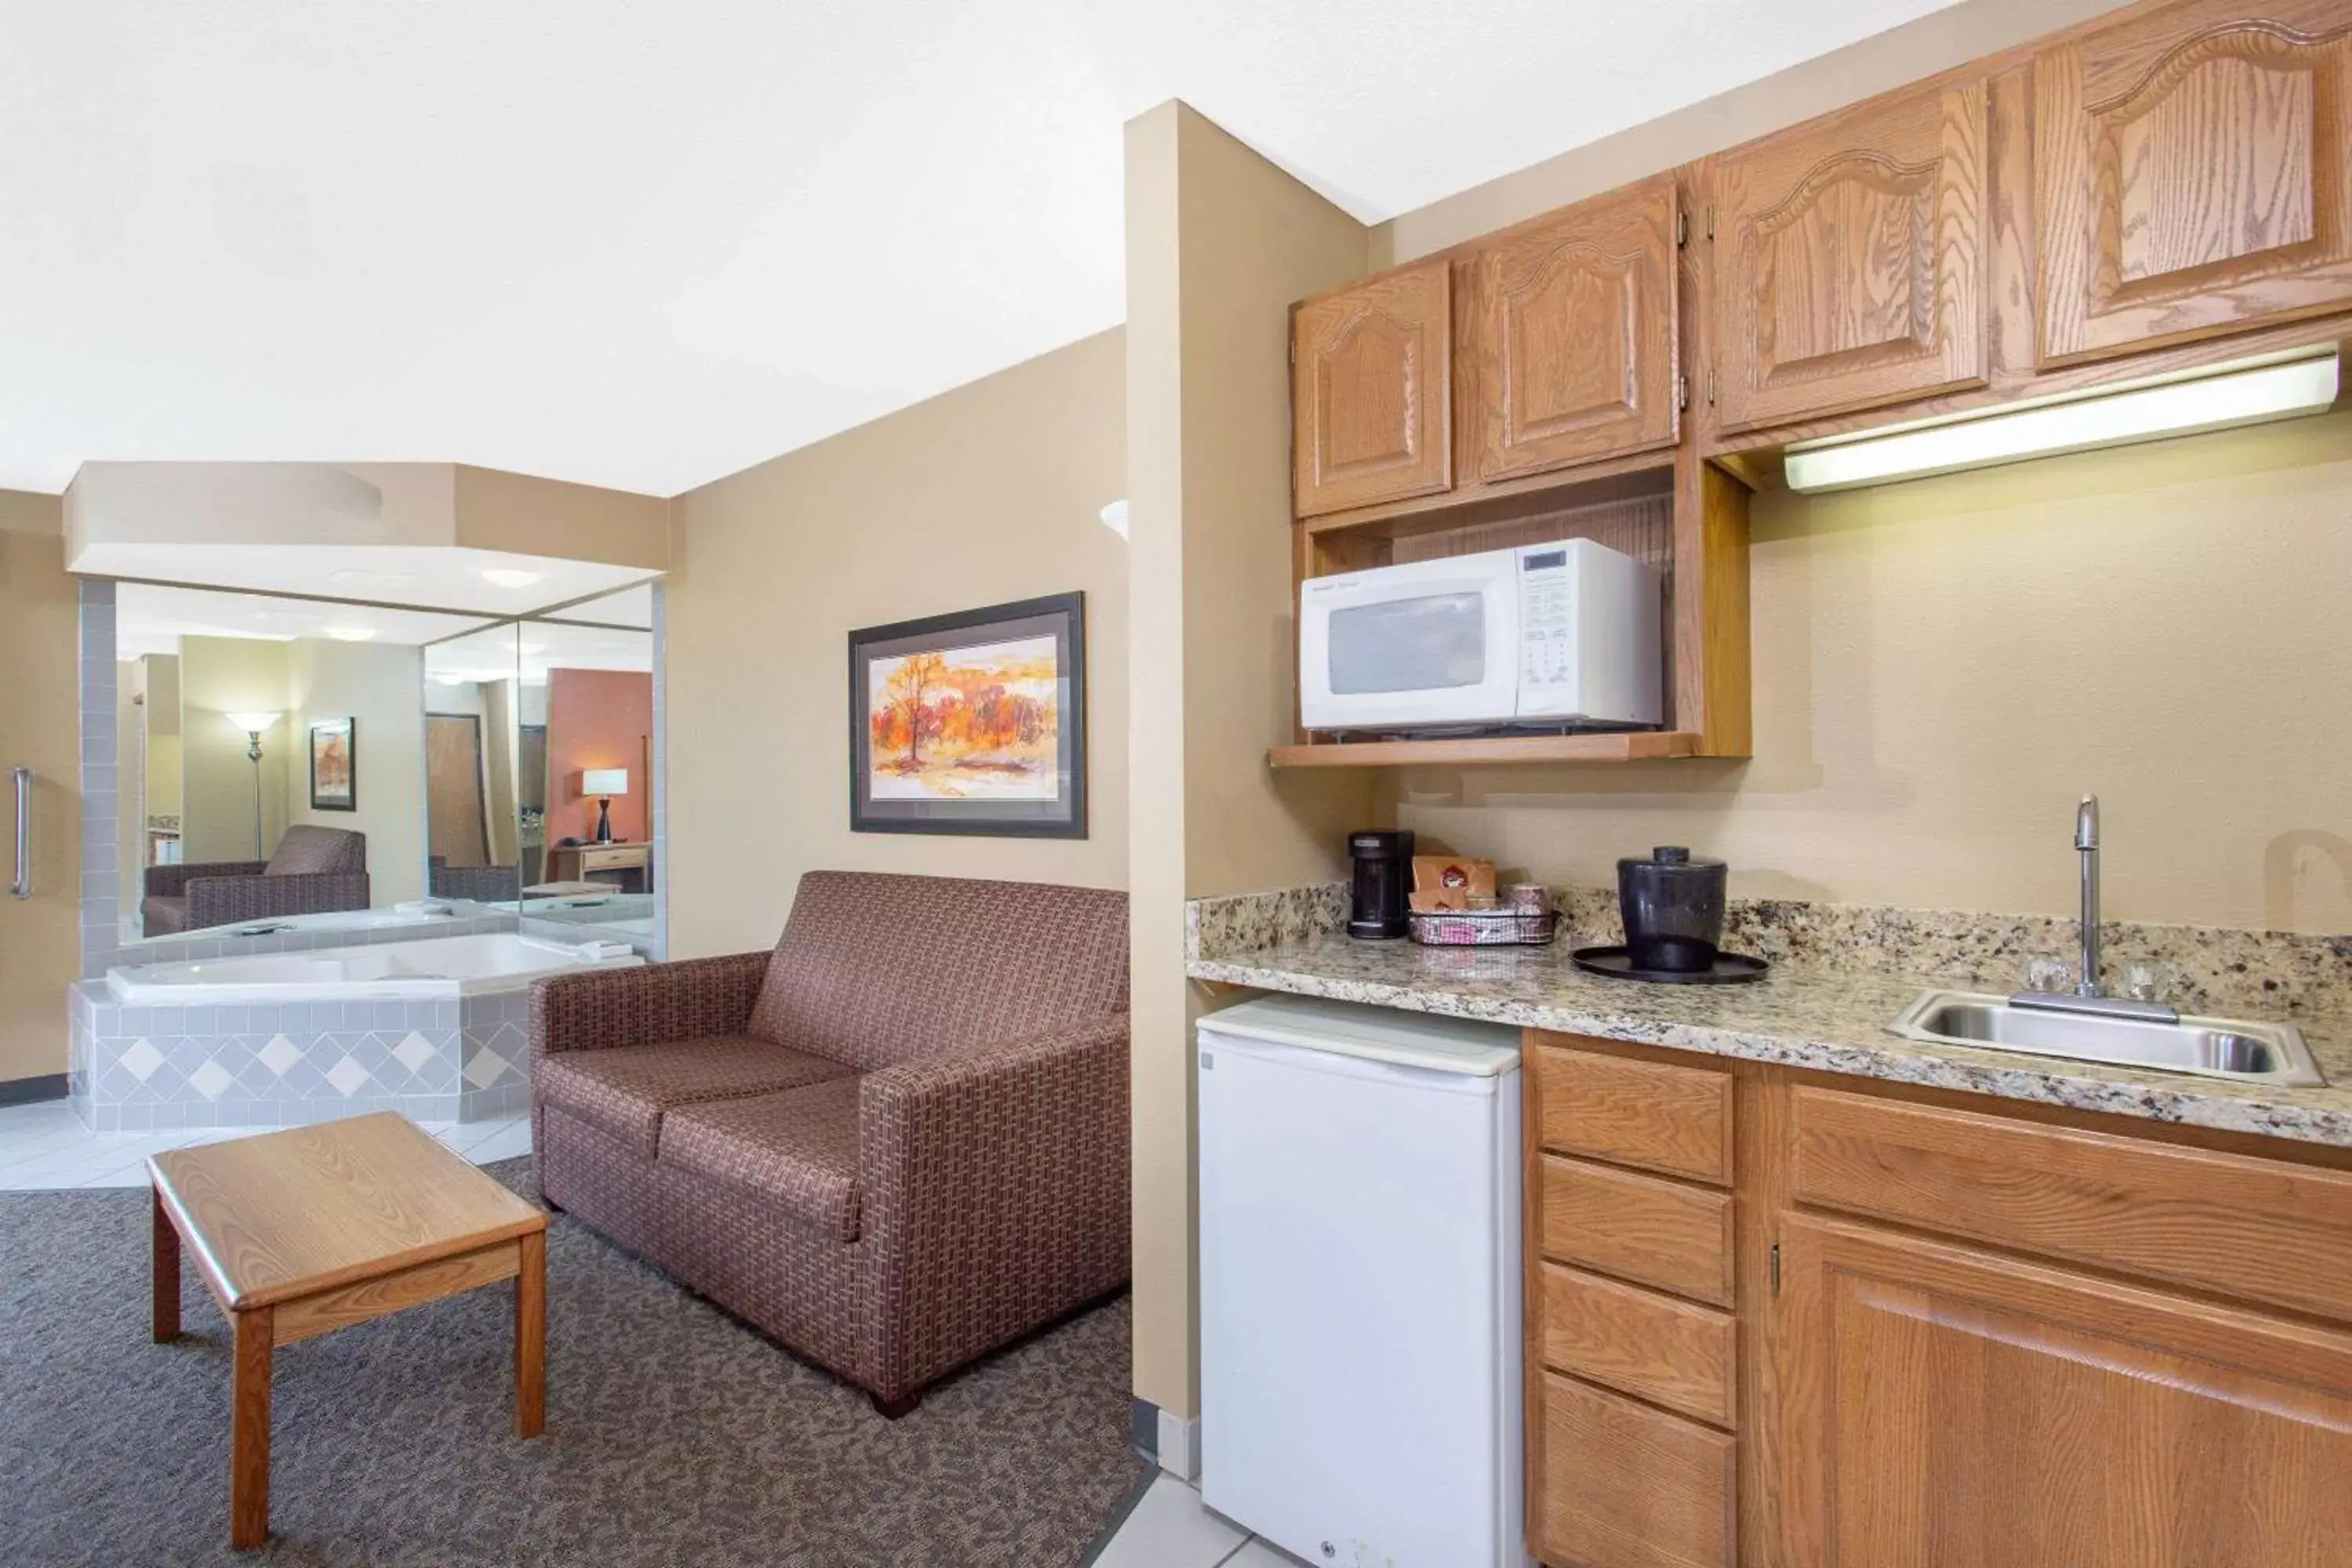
[659,1077,862,1242]
[536,1036,850,1160]
[265,824,367,876]
[746,871,1129,1071]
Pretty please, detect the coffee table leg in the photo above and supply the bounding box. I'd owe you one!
[514,1229,545,1439]
[151,1185,180,1343]
[230,1306,274,1551]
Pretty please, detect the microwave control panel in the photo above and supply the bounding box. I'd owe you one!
[1519,549,1575,689]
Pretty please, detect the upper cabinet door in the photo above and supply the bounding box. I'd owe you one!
[1474,176,1680,482]
[1290,260,1453,517]
[1714,78,1991,433]
[2037,0,2352,367]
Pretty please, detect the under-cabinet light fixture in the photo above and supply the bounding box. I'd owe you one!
[1782,351,2339,494]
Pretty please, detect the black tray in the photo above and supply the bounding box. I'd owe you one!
[1570,946,1769,984]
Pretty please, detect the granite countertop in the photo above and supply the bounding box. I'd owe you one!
[1187,931,2352,1149]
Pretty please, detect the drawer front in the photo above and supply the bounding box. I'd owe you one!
[1540,1155,1735,1307]
[1534,1037,1733,1184]
[1792,1087,2352,1323]
[1534,1373,1735,1568]
[1538,1261,1735,1428]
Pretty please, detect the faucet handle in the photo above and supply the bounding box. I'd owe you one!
[2123,962,2165,1004]
[2024,956,2072,994]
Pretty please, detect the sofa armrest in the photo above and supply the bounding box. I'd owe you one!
[145,861,266,900]
[184,870,371,927]
[858,1014,1131,1396]
[529,949,770,1063]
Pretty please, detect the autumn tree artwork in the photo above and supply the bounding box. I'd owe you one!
[867,634,1061,800]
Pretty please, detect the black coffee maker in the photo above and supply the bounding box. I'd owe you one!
[1347,829,1415,939]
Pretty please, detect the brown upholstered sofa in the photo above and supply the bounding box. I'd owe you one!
[529,870,1131,1414]
[141,825,372,935]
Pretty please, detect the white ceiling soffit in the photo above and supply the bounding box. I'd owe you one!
[115,583,495,659]
[74,542,657,617]
[544,584,655,630]
[1,0,1961,498]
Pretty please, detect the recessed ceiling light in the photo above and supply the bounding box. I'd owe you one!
[481,568,542,589]
[324,626,376,642]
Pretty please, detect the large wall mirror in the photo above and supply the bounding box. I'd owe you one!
[115,582,657,946]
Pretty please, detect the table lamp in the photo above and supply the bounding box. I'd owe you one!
[582,768,629,844]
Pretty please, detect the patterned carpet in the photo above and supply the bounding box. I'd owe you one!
[0,1158,1144,1567]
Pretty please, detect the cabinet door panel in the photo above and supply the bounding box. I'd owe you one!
[1475,176,1679,481]
[1780,1215,2352,1568]
[1715,78,1989,431]
[2038,0,2352,365]
[1291,260,1452,517]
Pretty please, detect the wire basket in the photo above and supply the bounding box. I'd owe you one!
[1406,908,1559,948]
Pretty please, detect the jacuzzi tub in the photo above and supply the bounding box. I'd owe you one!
[106,931,642,1007]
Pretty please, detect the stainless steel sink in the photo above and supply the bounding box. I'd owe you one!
[1888,989,2324,1087]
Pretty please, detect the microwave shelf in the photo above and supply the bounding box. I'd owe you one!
[1269,731,1701,768]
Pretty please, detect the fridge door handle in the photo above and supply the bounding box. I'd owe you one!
[9,767,31,899]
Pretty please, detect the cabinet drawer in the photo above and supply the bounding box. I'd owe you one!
[1792,1087,2352,1323]
[1537,1261,1735,1428]
[1539,1155,1734,1307]
[579,848,641,873]
[1534,1037,1733,1184]
[1534,1373,1734,1568]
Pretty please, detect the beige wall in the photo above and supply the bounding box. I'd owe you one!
[1361,0,2348,936]
[286,639,428,905]
[178,637,294,866]
[1392,412,2352,932]
[1124,101,1376,1422]
[0,491,78,1084]
[663,328,1128,960]
[452,464,670,574]
[1370,0,2129,266]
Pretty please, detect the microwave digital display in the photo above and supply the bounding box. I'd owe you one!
[1522,550,1566,571]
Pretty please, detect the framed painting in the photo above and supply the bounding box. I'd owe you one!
[308,717,356,811]
[848,592,1086,838]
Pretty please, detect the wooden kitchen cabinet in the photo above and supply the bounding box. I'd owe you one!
[2036,0,2352,368]
[1472,176,1682,481]
[1777,1214,2352,1567]
[1290,258,1454,517]
[1711,75,1991,432]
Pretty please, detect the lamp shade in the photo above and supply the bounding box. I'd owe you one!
[582,768,630,797]
[226,711,281,735]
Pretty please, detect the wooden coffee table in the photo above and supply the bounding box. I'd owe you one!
[148,1112,549,1551]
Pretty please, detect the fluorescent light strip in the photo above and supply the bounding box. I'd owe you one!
[1784,354,2339,494]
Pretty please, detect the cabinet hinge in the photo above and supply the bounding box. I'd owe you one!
[1675,371,1689,412]
[1706,366,1718,406]
[1675,209,1688,248]
[1705,204,1716,241]
[1770,1242,1781,1295]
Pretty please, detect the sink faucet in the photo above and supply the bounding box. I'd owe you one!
[2074,794,2101,997]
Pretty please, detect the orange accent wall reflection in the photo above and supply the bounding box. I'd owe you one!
[545,668,652,843]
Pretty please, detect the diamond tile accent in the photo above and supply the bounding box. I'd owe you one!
[393,1032,437,1073]
[118,1039,165,1082]
[325,1055,372,1098]
[257,1035,303,1076]
[462,1047,509,1090]
[188,1060,234,1102]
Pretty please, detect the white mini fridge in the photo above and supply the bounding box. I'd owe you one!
[1197,994,1525,1568]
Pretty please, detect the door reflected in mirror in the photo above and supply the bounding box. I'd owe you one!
[423,624,525,907]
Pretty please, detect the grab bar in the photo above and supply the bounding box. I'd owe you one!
[9,767,29,899]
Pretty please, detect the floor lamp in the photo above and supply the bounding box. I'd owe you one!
[227,713,280,859]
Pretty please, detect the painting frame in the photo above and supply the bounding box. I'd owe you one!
[848,592,1087,839]
[308,717,357,812]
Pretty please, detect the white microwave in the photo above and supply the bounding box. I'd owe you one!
[1298,540,1662,732]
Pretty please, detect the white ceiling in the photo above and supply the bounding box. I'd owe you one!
[2,0,1959,498]
[116,583,492,658]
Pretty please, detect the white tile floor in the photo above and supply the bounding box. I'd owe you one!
[0,1098,534,1189]
[1089,1475,1308,1567]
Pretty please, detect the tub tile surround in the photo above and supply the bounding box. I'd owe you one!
[71,978,535,1131]
[1186,883,2352,1149]
[77,579,120,984]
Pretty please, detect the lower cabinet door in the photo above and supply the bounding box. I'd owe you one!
[1779,1214,2352,1568]
[1533,1373,1733,1568]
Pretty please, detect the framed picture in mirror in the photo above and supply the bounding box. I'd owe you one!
[309,717,357,811]
[849,592,1086,838]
